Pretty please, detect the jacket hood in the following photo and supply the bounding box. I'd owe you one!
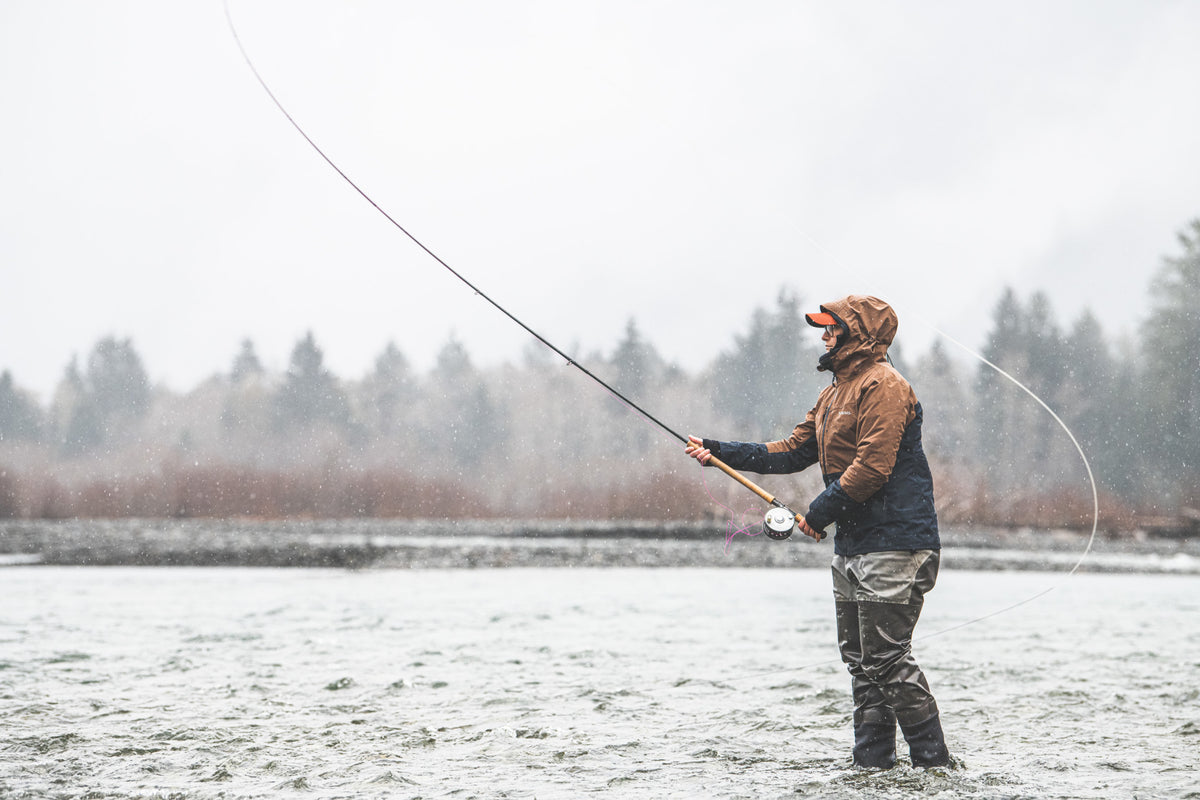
[816,295,898,375]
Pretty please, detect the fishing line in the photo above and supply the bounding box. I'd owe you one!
[694,467,764,552]
[226,3,1097,656]
[707,277,1101,684]
[224,1,817,540]
[223,0,686,447]
[793,214,1099,577]
[928,323,1099,581]
[656,166,1101,683]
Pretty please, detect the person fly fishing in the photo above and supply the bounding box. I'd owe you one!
[684,294,951,769]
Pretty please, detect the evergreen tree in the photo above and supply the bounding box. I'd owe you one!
[1059,310,1123,489]
[981,287,1025,366]
[0,370,43,442]
[609,318,658,402]
[510,338,596,482]
[1143,218,1200,494]
[911,339,971,462]
[273,331,350,431]
[759,288,826,430]
[51,337,151,455]
[707,289,823,439]
[86,336,151,423]
[362,341,416,438]
[708,308,772,436]
[432,336,473,385]
[603,318,667,454]
[222,339,271,437]
[51,357,92,455]
[1023,291,1069,469]
[428,336,506,467]
[230,339,265,384]
[1107,336,1146,500]
[975,288,1040,493]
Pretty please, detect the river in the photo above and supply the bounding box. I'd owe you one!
[2,559,1198,799]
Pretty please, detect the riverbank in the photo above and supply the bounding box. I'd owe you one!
[2,518,1196,573]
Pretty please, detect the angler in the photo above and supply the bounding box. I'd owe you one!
[685,294,951,769]
[226,3,1093,764]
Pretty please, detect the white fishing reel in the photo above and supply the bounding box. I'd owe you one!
[762,506,796,540]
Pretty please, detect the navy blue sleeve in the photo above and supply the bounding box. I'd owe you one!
[701,439,818,475]
[803,479,860,533]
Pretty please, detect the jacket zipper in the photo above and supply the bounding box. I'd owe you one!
[818,384,839,475]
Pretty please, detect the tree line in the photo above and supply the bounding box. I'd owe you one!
[2,220,1198,531]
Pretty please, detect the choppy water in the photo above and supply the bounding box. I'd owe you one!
[2,565,1198,799]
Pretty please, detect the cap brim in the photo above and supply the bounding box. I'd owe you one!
[805,312,837,327]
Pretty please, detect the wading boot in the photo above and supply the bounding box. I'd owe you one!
[853,721,897,769]
[900,713,950,768]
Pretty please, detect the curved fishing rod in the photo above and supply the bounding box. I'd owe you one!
[227,5,1098,691]
[790,233,1099,579]
[223,1,809,538]
[680,235,1103,684]
[719,322,1102,682]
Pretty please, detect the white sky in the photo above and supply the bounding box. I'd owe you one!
[3,1,1198,402]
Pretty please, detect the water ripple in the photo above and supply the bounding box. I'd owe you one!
[0,566,1197,799]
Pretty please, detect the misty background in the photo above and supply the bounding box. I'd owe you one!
[3,2,1199,529]
[2,223,1199,529]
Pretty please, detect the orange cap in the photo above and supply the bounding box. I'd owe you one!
[805,312,837,327]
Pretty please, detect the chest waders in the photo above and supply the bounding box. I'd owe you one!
[833,550,950,769]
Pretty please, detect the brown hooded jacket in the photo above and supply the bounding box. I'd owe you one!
[768,295,913,503]
[704,295,939,555]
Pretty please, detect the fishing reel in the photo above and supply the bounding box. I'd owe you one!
[762,506,796,540]
[762,504,827,540]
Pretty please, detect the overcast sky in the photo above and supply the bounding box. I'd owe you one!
[3,1,1198,402]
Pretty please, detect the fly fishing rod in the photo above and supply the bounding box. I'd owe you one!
[224,1,816,542]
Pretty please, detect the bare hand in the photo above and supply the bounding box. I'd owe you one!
[796,515,823,541]
[684,434,712,464]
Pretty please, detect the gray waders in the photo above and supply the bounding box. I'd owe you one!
[832,550,951,768]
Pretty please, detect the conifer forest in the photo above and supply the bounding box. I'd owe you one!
[2,220,1198,534]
